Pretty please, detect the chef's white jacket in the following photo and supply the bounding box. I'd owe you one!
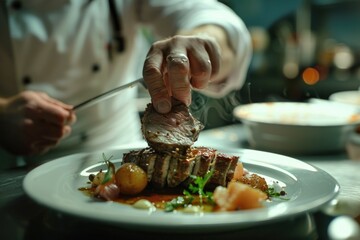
[0,0,251,168]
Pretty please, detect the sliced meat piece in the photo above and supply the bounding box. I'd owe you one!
[237,174,268,192]
[207,153,239,189]
[167,154,196,187]
[193,147,217,178]
[122,149,146,165]
[226,155,240,183]
[121,147,239,190]
[182,147,217,186]
[141,99,204,154]
[138,148,157,182]
[151,154,171,188]
[122,148,156,182]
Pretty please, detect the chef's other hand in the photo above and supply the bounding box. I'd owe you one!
[143,33,221,114]
[0,91,76,156]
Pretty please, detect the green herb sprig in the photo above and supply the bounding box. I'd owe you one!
[266,187,289,200]
[164,170,214,212]
[187,169,214,205]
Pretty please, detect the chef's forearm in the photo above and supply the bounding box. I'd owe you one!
[177,24,235,84]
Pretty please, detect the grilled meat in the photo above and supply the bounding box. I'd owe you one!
[206,152,239,189]
[141,100,204,154]
[122,147,239,189]
[122,148,156,182]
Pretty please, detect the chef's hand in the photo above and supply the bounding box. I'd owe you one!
[0,91,76,156]
[143,25,235,114]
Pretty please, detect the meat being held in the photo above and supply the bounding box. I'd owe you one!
[141,100,204,154]
[125,100,239,189]
[122,147,239,189]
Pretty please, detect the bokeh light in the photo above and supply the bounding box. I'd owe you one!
[302,67,320,85]
[283,62,299,79]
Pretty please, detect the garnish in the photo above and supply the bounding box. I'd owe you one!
[164,169,215,212]
[187,169,214,205]
[91,153,120,201]
[266,187,288,200]
[164,196,192,212]
[101,153,115,184]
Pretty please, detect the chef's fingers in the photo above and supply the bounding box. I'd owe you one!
[143,45,172,114]
[143,35,220,113]
[25,94,76,126]
[38,92,74,110]
[37,93,77,125]
[173,36,220,90]
[204,36,221,78]
[39,93,77,125]
[166,52,191,106]
[38,122,72,141]
[24,119,71,141]
[66,111,77,125]
[30,140,59,155]
[23,121,72,155]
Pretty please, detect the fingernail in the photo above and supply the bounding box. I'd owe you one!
[156,99,171,114]
[65,111,77,125]
[63,126,72,138]
[185,97,191,106]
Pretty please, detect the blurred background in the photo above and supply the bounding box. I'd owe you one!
[188,0,360,128]
[137,0,360,129]
[222,0,360,102]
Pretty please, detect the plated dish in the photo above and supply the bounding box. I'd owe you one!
[23,147,339,232]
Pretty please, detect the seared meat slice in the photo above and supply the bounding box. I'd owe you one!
[122,148,156,182]
[122,149,142,164]
[182,147,216,186]
[226,155,239,183]
[191,147,217,178]
[237,174,268,192]
[151,154,171,188]
[121,147,239,189]
[139,148,157,182]
[167,153,196,187]
[207,153,239,188]
[141,100,204,154]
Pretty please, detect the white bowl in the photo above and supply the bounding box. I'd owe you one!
[233,102,360,155]
[329,91,360,107]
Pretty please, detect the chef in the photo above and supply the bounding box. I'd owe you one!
[0,0,251,169]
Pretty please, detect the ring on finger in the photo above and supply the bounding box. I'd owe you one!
[166,53,189,63]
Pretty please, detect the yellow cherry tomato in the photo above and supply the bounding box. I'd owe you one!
[115,163,147,195]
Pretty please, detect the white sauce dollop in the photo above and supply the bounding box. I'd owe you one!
[133,199,156,212]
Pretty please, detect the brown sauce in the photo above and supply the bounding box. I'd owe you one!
[79,186,186,209]
[114,188,183,209]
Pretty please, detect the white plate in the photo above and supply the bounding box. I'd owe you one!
[23,147,339,232]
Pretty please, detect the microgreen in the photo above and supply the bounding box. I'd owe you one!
[164,169,215,212]
[266,187,289,200]
[187,169,214,205]
[101,153,115,184]
[164,196,192,212]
